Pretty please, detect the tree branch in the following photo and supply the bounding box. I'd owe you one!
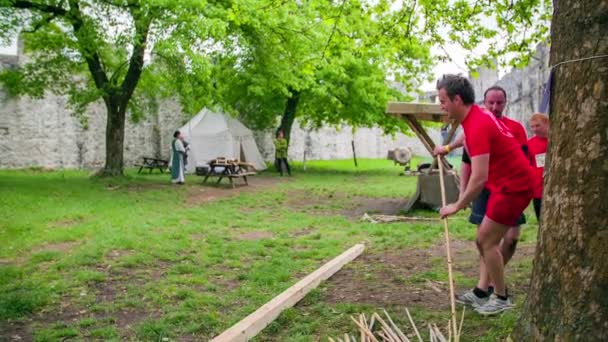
[67,0,110,100]
[321,0,347,61]
[9,0,68,15]
[119,11,152,112]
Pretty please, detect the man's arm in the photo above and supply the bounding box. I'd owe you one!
[433,133,465,156]
[440,154,489,218]
[459,161,471,198]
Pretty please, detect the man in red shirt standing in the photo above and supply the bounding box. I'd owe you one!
[436,75,533,315]
[434,86,529,309]
[528,113,550,221]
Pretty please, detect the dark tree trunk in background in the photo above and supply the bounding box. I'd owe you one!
[102,102,127,176]
[513,0,608,340]
[278,89,300,142]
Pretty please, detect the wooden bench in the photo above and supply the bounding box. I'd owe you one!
[135,157,169,174]
[226,171,257,187]
[201,159,257,188]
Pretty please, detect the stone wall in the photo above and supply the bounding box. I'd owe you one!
[0,89,184,169]
[254,121,441,162]
[0,87,441,169]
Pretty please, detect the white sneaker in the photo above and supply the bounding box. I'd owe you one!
[455,289,489,308]
[474,294,514,315]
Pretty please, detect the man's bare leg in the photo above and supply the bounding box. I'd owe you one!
[480,225,520,289]
[476,216,509,297]
[501,226,520,264]
[474,216,517,315]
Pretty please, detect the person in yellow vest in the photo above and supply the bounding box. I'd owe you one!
[274,130,291,176]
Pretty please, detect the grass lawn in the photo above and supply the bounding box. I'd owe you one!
[0,158,538,341]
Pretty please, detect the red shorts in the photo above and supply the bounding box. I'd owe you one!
[486,190,532,226]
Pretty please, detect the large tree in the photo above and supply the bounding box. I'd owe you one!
[0,0,229,176]
[216,0,553,140]
[513,0,608,339]
[215,0,435,140]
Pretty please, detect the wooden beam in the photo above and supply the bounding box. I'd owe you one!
[210,244,366,342]
[405,116,453,172]
[386,102,444,115]
[404,116,435,155]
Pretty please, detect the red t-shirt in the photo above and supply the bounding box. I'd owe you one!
[462,105,532,193]
[501,116,528,148]
[528,136,548,198]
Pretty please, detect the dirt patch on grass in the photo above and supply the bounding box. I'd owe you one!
[50,215,87,228]
[284,190,346,215]
[0,258,171,342]
[186,176,287,206]
[31,241,79,254]
[236,231,274,240]
[284,190,409,219]
[290,227,316,237]
[104,249,134,262]
[343,197,409,219]
[321,248,446,310]
[321,240,536,310]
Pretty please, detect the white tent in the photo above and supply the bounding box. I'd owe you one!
[178,108,267,172]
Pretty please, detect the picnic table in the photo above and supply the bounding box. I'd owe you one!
[201,158,257,188]
[135,157,169,174]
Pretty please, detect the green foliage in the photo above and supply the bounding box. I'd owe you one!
[419,0,553,70]
[0,0,232,118]
[215,0,433,133]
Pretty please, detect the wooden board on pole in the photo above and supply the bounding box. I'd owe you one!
[211,244,366,342]
[386,102,444,115]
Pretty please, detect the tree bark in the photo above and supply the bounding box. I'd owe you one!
[513,1,608,340]
[278,89,300,142]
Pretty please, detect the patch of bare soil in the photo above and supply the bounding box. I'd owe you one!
[321,240,536,310]
[284,190,409,220]
[321,248,447,310]
[1,259,172,342]
[31,241,79,254]
[343,197,409,219]
[104,249,134,262]
[186,176,287,206]
[290,226,316,237]
[236,231,274,240]
[49,215,87,228]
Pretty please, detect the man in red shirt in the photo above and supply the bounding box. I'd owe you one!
[528,113,549,220]
[434,86,529,309]
[436,75,533,315]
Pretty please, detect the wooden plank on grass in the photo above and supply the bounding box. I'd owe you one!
[210,244,366,342]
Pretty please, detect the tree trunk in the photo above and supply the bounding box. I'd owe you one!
[513,1,608,340]
[100,103,126,177]
[278,90,300,141]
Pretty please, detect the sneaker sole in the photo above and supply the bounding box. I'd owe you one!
[455,298,487,307]
[475,305,514,316]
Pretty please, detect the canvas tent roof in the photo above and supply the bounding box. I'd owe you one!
[178,108,267,171]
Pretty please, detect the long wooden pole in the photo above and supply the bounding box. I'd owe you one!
[211,244,365,342]
[437,157,459,342]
